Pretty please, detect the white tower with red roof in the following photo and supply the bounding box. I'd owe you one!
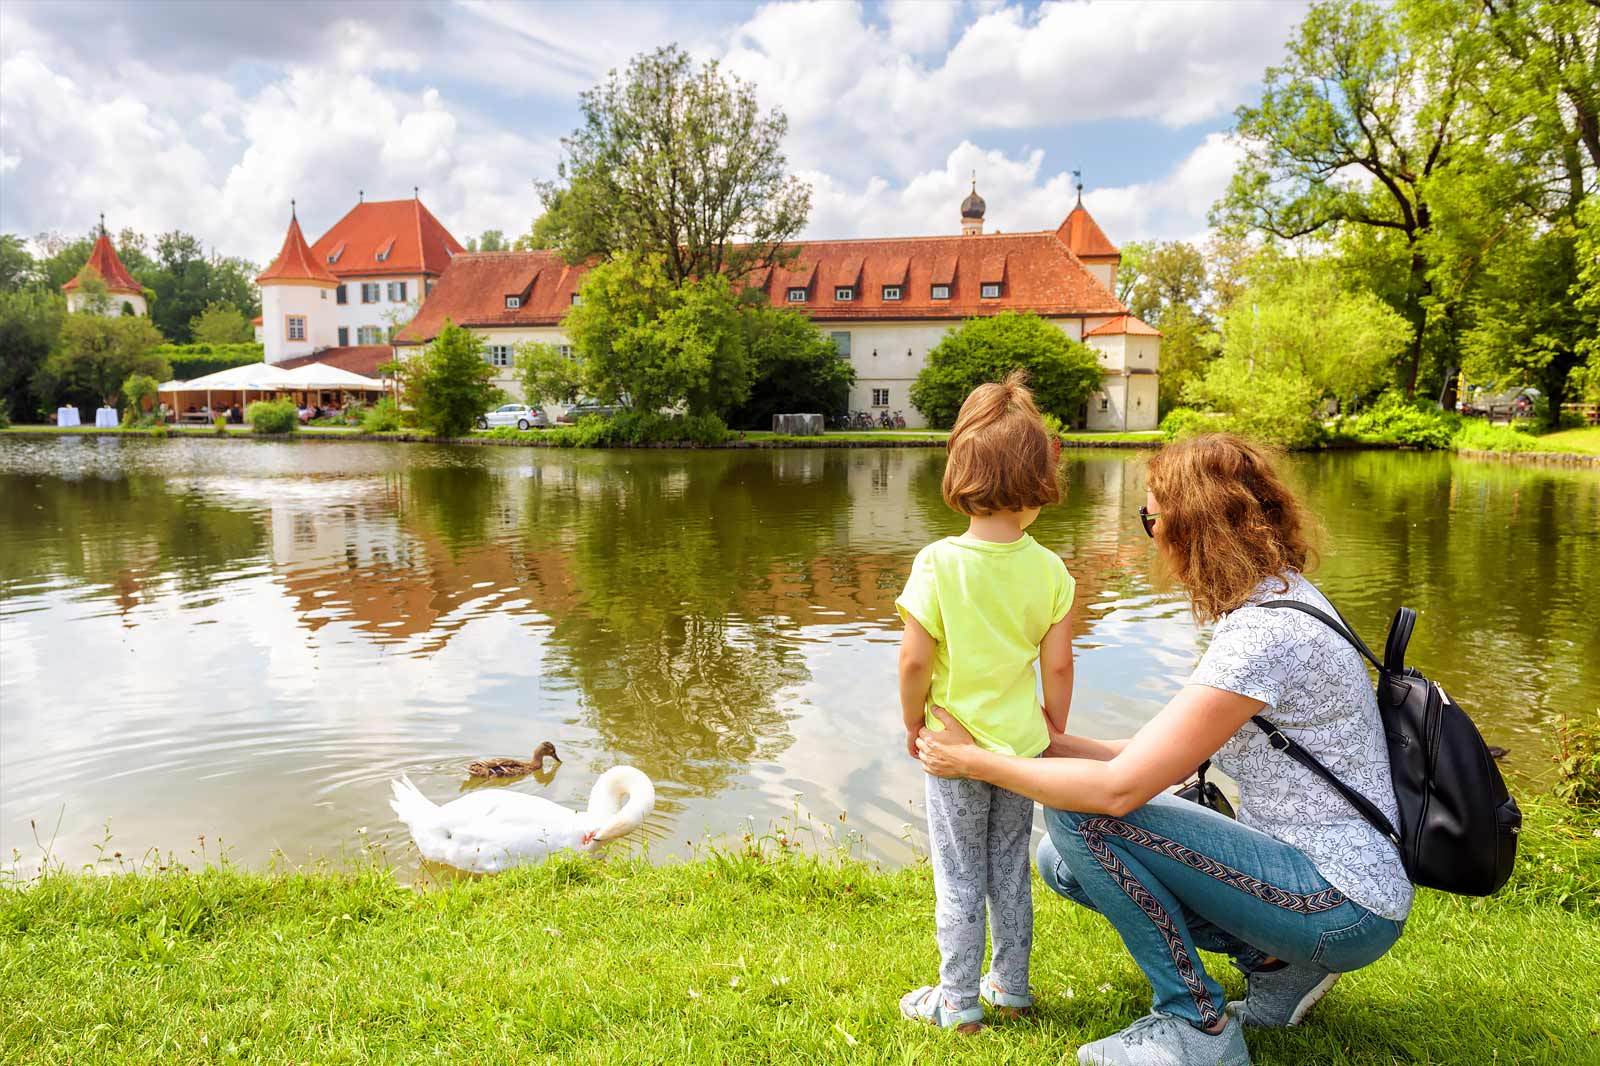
[62,217,147,317]
[257,202,339,364]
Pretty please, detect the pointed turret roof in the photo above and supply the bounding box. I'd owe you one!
[63,222,141,295]
[1055,200,1119,259]
[257,206,339,285]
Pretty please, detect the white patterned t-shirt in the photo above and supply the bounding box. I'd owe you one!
[1190,572,1414,920]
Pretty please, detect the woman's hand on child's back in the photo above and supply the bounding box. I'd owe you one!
[906,728,922,760]
[917,707,978,778]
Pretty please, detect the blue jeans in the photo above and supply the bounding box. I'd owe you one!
[1037,792,1405,1029]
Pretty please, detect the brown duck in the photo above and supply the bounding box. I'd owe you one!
[468,741,561,779]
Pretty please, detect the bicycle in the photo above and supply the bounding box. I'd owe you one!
[877,409,894,429]
[891,410,906,429]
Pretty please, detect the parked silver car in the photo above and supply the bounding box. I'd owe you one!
[476,403,549,430]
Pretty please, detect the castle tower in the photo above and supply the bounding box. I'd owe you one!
[256,202,339,364]
[1055,176,1120,292]
[62,216,146,317]
[960,176,986,236]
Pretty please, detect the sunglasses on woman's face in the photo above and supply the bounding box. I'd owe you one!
[1138,505,1160,539]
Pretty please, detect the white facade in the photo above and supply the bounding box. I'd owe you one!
[261,281,339,364]
[426,313,1158,431]
[66,289,147,318]
[332,275,429,345]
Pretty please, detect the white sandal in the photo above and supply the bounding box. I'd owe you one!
[899,985,985,1033]
[979,972,1034,1017]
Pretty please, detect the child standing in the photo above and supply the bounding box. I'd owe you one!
[895,372,1076,1033]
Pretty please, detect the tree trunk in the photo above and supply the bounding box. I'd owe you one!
[1402,249,1430,396]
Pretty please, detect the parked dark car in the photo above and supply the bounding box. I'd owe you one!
[557,399,622,423]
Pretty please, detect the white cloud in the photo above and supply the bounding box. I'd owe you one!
[799,133,1243,246]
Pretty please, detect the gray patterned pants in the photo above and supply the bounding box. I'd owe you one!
[924,772,1036,1010]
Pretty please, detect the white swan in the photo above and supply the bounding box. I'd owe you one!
[389,766,655,874]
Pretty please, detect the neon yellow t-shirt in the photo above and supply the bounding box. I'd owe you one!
[895,533,1075,758]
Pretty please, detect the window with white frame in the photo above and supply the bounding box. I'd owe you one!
[882,286,901,301]
[286,315,306,341]
[558,345,574,359]
[830,331,851,359]
[570,292,582,305]
[1098,395,1109,412]
[362,283,380,303]
[505,295,521,309]
[835,286,854,301]
[357,325,383,345]
[388,281,407,302]
[871,388,889,407]
[787,287,807,302]
[981,283,1001,298]
[931,285,950,300]
[338,327,349,346]
[486,344,513,368]
[336,284,347,304]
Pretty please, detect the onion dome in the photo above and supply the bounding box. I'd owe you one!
[960,179,986,220]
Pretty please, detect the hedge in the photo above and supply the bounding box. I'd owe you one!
[154,343,265,381]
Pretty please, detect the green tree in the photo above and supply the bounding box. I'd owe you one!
[513,206,565,251]
[564,255,752,416]
[189,302,255,344]
[1217,0,1481,395]
[143,232,259,342]
[1153,306,1218,415]
[538,44,810,284]
[516,342,585,406]
[909,312,1103,428]
[0,234,34,292]
[724,305,855,430]
[37,313,168,408]
[403,319,504,437]
[466,230,508,252]
[0,288,65,419]
[1121,240,1208,324]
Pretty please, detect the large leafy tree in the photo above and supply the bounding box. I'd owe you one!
[404,319,505,437]
[0,234,34,292]
[1217,0,1482,395]
[723,305,855,430]
[563,255,751,417]
[1115,240,1217,413]
[189,302,256,344]
[909,312,1103,428]
[537,45,810,285]
[37,313,168,408]
[0,288,65,418]
[144,232,259,343]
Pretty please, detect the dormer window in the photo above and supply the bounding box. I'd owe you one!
[375,237,395,263]
[835,286,855,302]
[570,292,582,306]
[981,282,1002,299]
[882,286,901,301]
[505,296,521,309]
[787,287,808,303]
[931,285,950,300]
[326,242,345,266]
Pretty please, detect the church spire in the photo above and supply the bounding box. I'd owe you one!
[960,172,986,236]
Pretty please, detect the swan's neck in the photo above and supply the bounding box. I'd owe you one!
[587,767,655,842]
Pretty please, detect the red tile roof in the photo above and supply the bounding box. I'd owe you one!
[398,230,1126,343]
[276,346,395,377]
[1056,204,1119,259]
[257,214,339,285]
[307,199,464,279]
[63,231,141,294]
[1085,313,1161,338]
[251,315,263,326]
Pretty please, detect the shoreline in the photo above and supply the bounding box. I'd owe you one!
[3,797,1595,1065]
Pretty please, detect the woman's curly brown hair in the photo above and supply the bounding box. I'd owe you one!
[1145,433,1319,622]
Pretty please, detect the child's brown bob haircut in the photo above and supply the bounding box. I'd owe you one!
[941,371,1062,516]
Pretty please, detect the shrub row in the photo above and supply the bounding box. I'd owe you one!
[154,343,264,381]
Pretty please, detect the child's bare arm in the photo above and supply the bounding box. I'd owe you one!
[899,616,937,755]
[1039,615,1075,733]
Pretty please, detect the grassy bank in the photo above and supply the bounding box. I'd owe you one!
[3,800,1595,1064]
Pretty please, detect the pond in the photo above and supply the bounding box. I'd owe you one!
[2,438,1596,877]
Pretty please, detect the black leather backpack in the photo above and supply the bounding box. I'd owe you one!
[1259,600,1521,896]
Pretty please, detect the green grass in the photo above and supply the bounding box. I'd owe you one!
[3,800,1595,1064]
[1531,426,1600,455]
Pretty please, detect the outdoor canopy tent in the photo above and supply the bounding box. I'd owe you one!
[158,361,390,421]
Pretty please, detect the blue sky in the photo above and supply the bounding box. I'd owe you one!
[0,1,1309,264]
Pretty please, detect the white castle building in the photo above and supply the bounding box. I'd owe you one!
[256,194,462,376]
[392,184,1159,430]
[61,218,147,318]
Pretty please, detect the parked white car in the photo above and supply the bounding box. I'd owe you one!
[476,404,549,430]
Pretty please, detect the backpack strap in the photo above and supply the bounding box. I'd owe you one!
[1384,607,1416,675]
[1259,599,1383,671]
[1250,715,1403,848]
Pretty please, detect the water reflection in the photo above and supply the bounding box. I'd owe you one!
[1,438,1594,877]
